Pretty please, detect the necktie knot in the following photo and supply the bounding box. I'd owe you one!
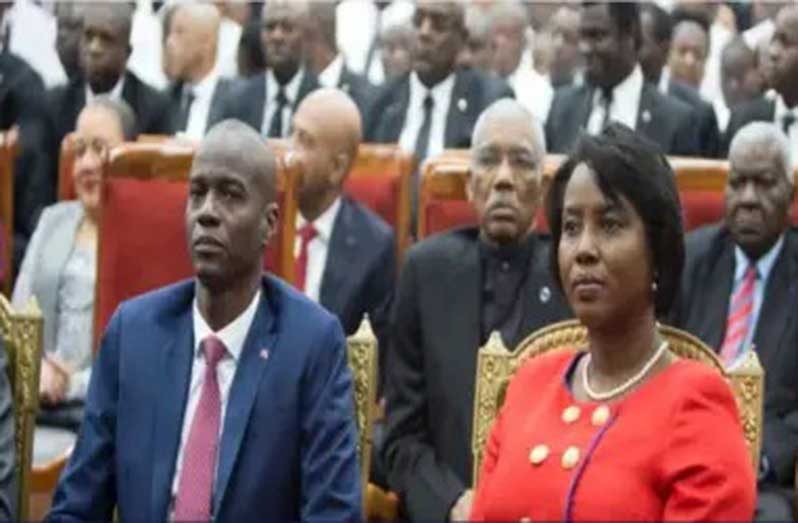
[202,335,227,370]
[782,113,796,134]
[744,264,758,283]
[275,87,288,107]
[422,94,434,112]
[298,223,318,244]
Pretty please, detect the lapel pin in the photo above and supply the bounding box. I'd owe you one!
[539,286,551,304]
[641,110,652,124]
[457,98,468,112]
[259,349,270,361]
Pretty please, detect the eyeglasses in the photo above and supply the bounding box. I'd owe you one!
[72,137,111,161]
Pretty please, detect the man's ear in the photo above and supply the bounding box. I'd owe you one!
[261,202,280,247]
[330,152,349,188]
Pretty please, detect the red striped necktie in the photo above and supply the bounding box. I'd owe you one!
[295,223,318,291]
[718,265,757,366]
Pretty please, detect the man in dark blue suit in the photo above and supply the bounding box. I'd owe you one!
[290,88,394,377]
[47,120,361,522]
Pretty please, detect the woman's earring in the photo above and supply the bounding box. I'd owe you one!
[651,280,658,293]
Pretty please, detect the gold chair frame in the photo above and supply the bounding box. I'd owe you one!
[472,320,764,484]
[0,295,43,521]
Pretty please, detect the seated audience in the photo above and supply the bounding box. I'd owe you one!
[720,37,765,131]
[471,122,755,522]
[54,1,84,83]
[639,4,720,157]
[458,5,493,71]
[305,4,377,116]
[725,5,798,154]
[48,2,173,151]
[670,122,798,521]
[47,120,361,521]
[667,7,711,91]
[365,1,513,167]
[0,339,13,522]
[546,2,700,157]
[236,19,267,78]
[377,22,414,83]
[163,3,235,141]
[218,1,319,138]
[383,99,571,521]
[487,1,553,123]
[13,98,135,431]
[290,88,394,381]
[545,6,581,88]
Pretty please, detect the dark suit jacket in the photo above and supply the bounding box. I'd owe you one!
[47,276,361,522]
[723,96,776,155]
[338,66,378,118]
[382,228,572,520]
[365,69,515,148]
[214,69,319,134]
[670,224,798,487]
[169,77,237,135]
[0,51,56,270]
[48,71,174,148]
[0,340,14,521]
[667,80,721,158]
[545,81,701,156]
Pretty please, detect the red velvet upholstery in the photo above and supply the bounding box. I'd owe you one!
[344,176,400,229]
[679,191,725,231]
[423,200,477,237]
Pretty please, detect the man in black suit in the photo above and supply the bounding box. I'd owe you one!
[48,2,174,150]
[290,87,394,373]
[217,1,318,137]
[383,99,571,522]
[725,5,798,154]
[163,3,236,140]
[0,35,57,273]
[639,3,721,158]
[670,122,798,521]
[365,1,514,163]
[546,2,700,157]
[54,2,84,83]
[305,3,377,117]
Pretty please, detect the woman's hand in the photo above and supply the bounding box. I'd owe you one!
[449,489,474,521]
[39,356,70,405]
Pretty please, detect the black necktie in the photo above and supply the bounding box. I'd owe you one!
[600,88,613,131]
[268,87,289,138]
[177,85,195,131]
[782,113,796,135]
[414,94,434,165]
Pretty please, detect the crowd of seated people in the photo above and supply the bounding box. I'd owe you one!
[1,0,798,522]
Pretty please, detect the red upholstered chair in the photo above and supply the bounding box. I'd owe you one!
[346,144,413,262]
[0,129,19,295]
[669,157,729,231]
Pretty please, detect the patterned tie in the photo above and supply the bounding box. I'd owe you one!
[295,223,318,291]
[173,336,227,521]
[719,265,757,366]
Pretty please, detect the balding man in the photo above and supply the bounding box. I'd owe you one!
[383,99,571,521]
[291,89,394,373]
[48,2,174,151]
[48,120,361,522]
[671,122,798,521]
[218,1,319,138]
[164,4,236,140]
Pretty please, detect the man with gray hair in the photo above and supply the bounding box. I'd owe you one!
[383,99,571,521]
[671,121,798,521]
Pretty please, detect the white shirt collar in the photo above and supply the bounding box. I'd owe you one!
[188,68,219,102]
[296,196,342,244]
[409,70,456,112]
[192,288,262,362]
[774,93,798,120]
[733,235,785,284]
[86,75,126,102]
[658,67,671,95]
[319,54,345,89]
[593,65,644,107]
[266,67,304,105]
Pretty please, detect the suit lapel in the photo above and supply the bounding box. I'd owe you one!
[206,80,227,132]
[446,231,482,351]
[212,289,278,514]
[445,71,474,147]
[294,70,319,111]
[701,234,736,349]
[636,85,660,142]
[753,232,798,368]
[150,307,194,521]
[380,76,410,142]
[121,71,138,112]
[319,199,358,317]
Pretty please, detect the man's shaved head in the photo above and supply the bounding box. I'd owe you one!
[165,3,221,82]
[291,88,363,221]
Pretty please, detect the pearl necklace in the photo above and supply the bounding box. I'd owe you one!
[582,341,670,401]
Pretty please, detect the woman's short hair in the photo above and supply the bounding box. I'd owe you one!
[545,123,685,317]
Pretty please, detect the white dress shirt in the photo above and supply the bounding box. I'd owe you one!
[774,94,798,156]
[261,68,305,137]
[295,197,342,303]
[4,0,66,87]
[128,0,168,90]
[170,289,262,500]
[319,54,345,89]
[218,17,242,79]
[509,64,553,124]
[586,65,644,135]
[85,76,125,103]
[399,72,456,159]
[181,70,220,141]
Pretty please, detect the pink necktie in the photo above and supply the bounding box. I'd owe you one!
[719,265,757,366]
[173,336,227,521]
[295,223,318,291]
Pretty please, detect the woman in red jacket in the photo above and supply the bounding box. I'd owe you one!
[470,124,755,522]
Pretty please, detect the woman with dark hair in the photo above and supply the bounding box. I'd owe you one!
[470,124,755,521]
